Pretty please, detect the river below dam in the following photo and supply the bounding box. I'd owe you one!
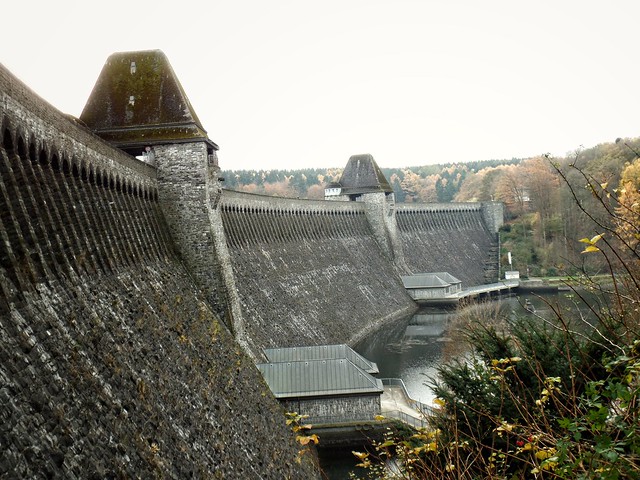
[318,289,598,479]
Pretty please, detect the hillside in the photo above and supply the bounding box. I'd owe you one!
[221,137,640,276]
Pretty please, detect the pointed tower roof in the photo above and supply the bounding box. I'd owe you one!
[338,154,393,195]
[80,49,217,153]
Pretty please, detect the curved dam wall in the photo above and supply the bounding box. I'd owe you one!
[219,190,417,358]
[396,203,501,286]
[0,65,314,478]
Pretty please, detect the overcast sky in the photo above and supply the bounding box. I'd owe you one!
[2,1,639,170]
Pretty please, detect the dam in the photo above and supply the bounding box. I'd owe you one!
[0,49,502,478]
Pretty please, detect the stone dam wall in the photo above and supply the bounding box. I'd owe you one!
[1,58,503,478]
[0,65,315,478]
[397,203,501,285]
[218,190,417,359]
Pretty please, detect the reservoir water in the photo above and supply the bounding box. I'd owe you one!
[319,290,597,478]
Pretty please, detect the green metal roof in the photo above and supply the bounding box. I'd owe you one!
[263,344,378,374]
[257,359,383,399]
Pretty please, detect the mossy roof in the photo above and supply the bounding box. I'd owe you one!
[80,49,216,150]
[338,154,393,194]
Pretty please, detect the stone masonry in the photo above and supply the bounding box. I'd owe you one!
[0,49,503,478]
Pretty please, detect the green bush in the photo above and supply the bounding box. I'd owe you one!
[351,160,640,479]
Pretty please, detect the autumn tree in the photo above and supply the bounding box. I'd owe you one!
[615,156,640,256]
[400,169,437,202]
[523,157,561,247]
[306,184,326,200]
[495,165,528,219]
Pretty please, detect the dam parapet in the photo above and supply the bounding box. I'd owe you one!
[396,202,502,285]
[1,49,504,478]
[1,56,317,478]
[218,188,417,358]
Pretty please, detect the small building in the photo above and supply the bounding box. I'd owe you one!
[504,270,520,280]
[257,345,383,424]
[401,272,463,303]
[324,154,394,202]
[263,344,379,374]
[323,181,342,198]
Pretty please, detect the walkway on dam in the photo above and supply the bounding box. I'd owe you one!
[458,279,520,300]
[413,279,520,305]
[380,379,432,429]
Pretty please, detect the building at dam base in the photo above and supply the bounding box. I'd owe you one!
[0,49,502,478]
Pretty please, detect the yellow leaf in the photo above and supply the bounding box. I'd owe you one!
[590,233,605,244]
[352,451,368,461]
[581,245,601,253]
[433,398,446,407]
[296,434,319,446]
[535,448,556,460]
[578,237,592,244]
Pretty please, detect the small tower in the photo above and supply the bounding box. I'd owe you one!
[335,153,394,201]
[80,49,219,166]
[332,154,406,269]
[80,50,229,319]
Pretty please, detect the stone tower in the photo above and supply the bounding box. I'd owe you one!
[80,50,234,323]
[332,154,407,271]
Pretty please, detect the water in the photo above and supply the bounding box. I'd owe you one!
[354,291,599,405]
[354,307,455,406]
[318,291,601,478]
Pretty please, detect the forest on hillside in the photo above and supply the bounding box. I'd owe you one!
[220,137,640,277]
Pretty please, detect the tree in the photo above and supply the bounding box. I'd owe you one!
[495,165,527,217]
[615,157,640,256]
[523,157,561,248]
[306,184,325,200]
[353,159,640,479]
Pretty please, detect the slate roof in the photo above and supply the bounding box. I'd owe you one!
[338,154,393,194]
[257,359,383,399]
[401,272,462,289]
[263,344,378,374]
[80,49,217,152]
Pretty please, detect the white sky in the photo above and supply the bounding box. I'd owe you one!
[2,0,639,170]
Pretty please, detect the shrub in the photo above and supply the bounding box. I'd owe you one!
[351,159,640,479]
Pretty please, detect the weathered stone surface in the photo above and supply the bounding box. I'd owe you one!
[0,264,315,479]
[1,64,316,479]
[217,191,417,358]
[1,52,503,479]
[396,203,501,285]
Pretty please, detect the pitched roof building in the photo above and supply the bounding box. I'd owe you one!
[263,344,379,374]
[334,153,393,198]
[257,345,383,424]
[80,49,218,157]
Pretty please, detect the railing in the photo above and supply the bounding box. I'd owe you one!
[301,411,426,429]
[297,378,436,429]
[381,378,435,417]
[382,409,427,429]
